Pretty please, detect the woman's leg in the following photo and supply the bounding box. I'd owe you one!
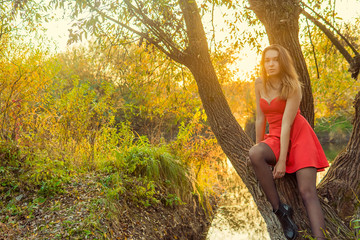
[296,167,326,239]
[250,143,298,239]
[249,142,279,209]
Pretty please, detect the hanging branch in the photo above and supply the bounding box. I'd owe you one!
[300,0,359,56]
[124,0,182,54]
[301,9,360,79]
[332,0,336,25]
[305,17,320,79]
[209,0,216,52]
[84,1,186,64]
[301,10,352,63]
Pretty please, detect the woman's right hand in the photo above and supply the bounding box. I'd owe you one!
[273,160,286,179]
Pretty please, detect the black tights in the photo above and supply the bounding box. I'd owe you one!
[249,143,326,239]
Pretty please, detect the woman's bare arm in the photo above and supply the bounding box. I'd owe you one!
[255,78,266,143]
[273,86,302,178]
[279,87,302,162]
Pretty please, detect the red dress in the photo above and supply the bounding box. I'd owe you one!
[260,97,329,173]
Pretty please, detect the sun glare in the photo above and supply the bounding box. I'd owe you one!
[42,9,72,52]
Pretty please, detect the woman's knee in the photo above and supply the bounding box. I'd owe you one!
[298,185,317,202]
[249,145,265,165]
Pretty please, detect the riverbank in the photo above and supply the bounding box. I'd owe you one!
[0,138,221,240]
[0,172,217,240]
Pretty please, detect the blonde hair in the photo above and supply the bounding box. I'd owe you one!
[260,44,301,99]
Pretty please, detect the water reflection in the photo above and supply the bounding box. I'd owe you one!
[206,168,270,240]
[206,142,347,240]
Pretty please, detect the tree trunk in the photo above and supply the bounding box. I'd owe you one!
[185,57,300,239]
[248,0,315,127]
[318,92,360,224]
[179,1,289,238]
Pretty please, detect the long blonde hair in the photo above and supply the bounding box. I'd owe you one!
[260,44,301,99]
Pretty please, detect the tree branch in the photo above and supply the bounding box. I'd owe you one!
[300,1,359,56]
[85,0,186,64]
[301,9,360,79]
[305,17,320,79]
[170,15,185,43]
[301,9,353,64]
[124,0,179,50]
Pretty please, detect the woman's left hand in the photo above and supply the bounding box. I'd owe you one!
[273,160,286,179]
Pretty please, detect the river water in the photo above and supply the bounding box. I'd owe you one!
[206,142,347,240]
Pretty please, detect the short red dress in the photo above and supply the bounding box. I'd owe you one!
[260,97,329,173]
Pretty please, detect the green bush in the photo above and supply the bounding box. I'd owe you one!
[315,115,353,134]
[0,140,72,199]
[0,141,28,198]
[123,144,192,200]
[97,136,194,207]
[28,156,71,196]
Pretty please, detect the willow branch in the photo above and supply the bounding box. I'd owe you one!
[300,1,359,56]
[301,9,353,64]
[170,15,185,42]
[305,17,320,79]
[123,0,184,59]
[85,1,185,64]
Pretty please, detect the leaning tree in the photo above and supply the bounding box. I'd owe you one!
[50,0,360,238]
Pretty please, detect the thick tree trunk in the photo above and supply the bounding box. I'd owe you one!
[318,92,360,223]
[248,0,315,127]
[186,59,288,239]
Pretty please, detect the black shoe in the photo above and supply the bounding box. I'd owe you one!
[274,203,298,240]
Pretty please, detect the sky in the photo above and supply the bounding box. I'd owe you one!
[42,0,360,81]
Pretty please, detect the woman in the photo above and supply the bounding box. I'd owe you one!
[249,44,329,240]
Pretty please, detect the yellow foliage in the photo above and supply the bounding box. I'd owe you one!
[0,40,55,142]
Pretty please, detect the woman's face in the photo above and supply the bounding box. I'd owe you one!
[264,49,280,77]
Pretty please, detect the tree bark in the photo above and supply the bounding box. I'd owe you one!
[248,0,315,127]
[318,92,360,224]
